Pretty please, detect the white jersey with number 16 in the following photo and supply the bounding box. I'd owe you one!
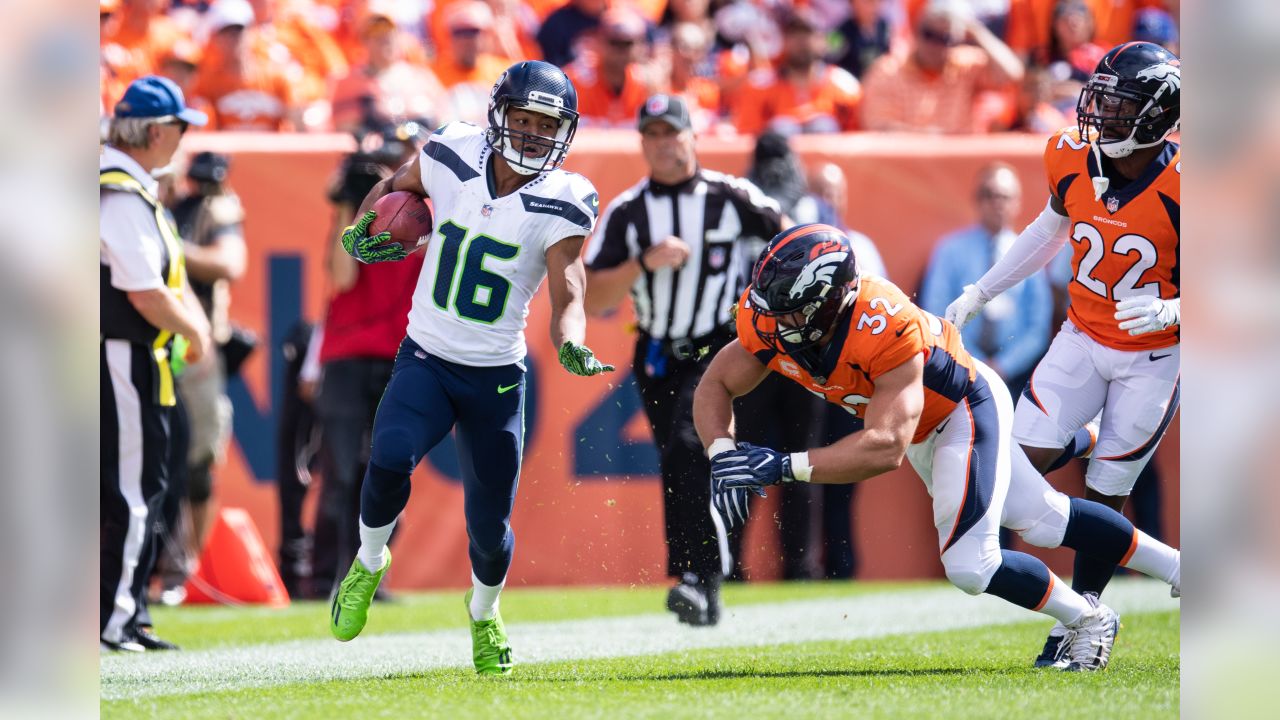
[406,122,599,367]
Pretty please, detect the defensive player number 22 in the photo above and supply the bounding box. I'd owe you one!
[1072,221,1161,300]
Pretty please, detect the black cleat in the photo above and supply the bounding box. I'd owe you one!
[1033,628,1070,668]
[100,638,145,653]
[131,627,180,651]
[667,573,712,626]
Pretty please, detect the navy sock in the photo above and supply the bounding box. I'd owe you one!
[1045,427,1095,473]
[359,462,412,528]
[984,550,1052,610]
[1060,497,1135,596]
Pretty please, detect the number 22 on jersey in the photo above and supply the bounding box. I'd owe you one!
[431,220,519,324]
[1071,222,1161,300]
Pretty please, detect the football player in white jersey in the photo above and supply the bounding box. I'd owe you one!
[327,61,613,675]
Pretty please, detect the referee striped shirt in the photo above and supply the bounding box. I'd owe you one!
[584,169,783,341]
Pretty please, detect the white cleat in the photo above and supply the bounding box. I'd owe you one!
[1062,592,1120,672]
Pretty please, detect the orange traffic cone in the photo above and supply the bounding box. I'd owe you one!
[184,507,290,607]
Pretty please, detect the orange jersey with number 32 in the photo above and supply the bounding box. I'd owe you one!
[737,276,978,444]
[1045,128,1180,350]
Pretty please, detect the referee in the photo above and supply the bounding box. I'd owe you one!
[584,94,784,626]
[101,76,210,652]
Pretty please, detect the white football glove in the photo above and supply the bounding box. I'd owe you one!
[944,284,991,331]
[1114,296,1180,336]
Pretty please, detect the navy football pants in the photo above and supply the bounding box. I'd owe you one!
[359,337,525,586]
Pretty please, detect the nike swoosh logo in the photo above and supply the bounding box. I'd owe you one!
[935,419,951,434]
[1148,352,1172,361]
[497,383,519,394]
[895,326,908,337]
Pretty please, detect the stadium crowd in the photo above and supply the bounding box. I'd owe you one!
[102,0,1180,137]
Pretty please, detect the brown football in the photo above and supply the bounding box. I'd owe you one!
[368,191,433,253]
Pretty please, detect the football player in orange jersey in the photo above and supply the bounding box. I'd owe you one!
[945,41,1180,665]
[694,225,1181,671]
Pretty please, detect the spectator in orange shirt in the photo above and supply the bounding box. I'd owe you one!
[191,0,300,131]
[330,8,446,134]
[433,2,512,126]
[434,2,510,90]
[1005,0,1165,60]
[484,0,544,63]
[732,7,862,136]
[248,0,351,128]
[860,1,1024,134]
[667,22,722,133]
[156,37,202,98]
[567,8,663,129]
[101,0,151,113]
[108,0,190,70]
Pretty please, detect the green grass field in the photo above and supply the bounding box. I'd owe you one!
[101,579,1178,719]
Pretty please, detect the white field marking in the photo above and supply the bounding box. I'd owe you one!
[101,579,1178,700]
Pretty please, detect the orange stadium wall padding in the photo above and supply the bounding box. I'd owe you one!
[179,131,1179,591]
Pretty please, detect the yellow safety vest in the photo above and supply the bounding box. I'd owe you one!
[100,169,186,406]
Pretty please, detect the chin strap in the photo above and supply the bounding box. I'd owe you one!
[1090,139,1110,201]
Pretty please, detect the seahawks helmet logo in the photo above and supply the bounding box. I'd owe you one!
[789,252,849,300]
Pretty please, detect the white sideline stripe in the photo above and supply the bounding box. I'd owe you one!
[100,579,1177,700]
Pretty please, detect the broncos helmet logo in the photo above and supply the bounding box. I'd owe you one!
[789,251,849,300]
[1136,62,1180,94]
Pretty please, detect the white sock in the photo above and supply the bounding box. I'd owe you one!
[357,518,396,573]
[1122,531,1180,586]
[1038,573,1092,626]
[469,572,505,621]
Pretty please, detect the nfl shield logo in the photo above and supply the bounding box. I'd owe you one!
[481,204,494,217]
[1105,196,1119,213]
[708,246,727,271]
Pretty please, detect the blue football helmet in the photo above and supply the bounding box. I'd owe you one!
[486,61,580,175]
[1077,42,1180,159]
[748,224,861,364]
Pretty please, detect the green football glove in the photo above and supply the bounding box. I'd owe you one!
[341,210,407,264]
[558,340,615,376]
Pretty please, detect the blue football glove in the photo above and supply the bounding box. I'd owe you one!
[340,210,406,264]
[710,442,797,527]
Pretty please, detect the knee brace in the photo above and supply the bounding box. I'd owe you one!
[1014,489,1071,549]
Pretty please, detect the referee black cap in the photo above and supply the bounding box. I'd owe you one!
[638,94,692,132]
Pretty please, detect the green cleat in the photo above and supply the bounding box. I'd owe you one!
[329,549,390,642]
[465,588,513,675]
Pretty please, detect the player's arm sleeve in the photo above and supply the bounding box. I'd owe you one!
[100,194,166,291]
[973,198,1069,299]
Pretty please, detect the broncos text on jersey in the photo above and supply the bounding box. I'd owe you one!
[406,122,600,366]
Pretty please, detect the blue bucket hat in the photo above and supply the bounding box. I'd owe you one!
[114,75,208,126]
